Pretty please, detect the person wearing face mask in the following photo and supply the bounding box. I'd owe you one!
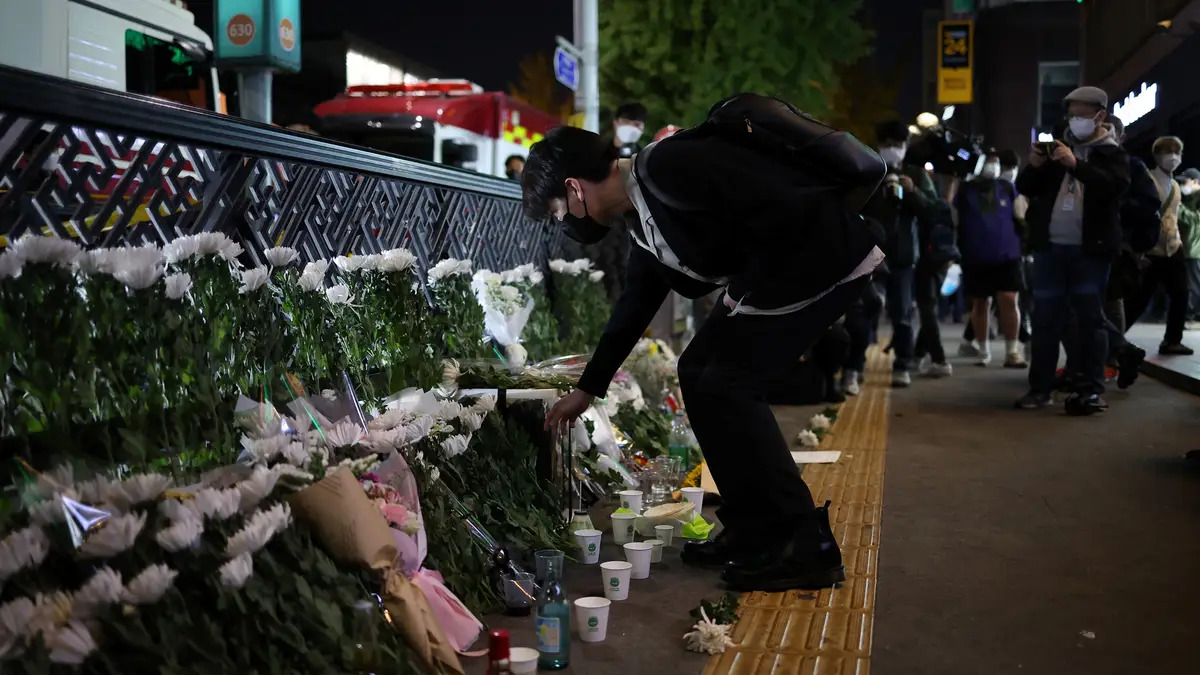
[999,149,1035,345]
[1013,86,1130,414]
[953,152,1027,368]
[1177,168,1200,325]
[604,102,648,159]
[1121,136,1193,356]
[520,115,885,592]
[859,120,940,388]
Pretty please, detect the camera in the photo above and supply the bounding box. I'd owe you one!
[883,172,904,202]
[908,126,986,178]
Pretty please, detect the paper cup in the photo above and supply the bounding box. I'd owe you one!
[574,529,603,564]
[611,512,636,544]
[654,524,675,547]
[617,489,644,513]
[647,539,664,563]
[509,647,538,673]
[681,487,705,513]
[574,596,612,643]
[600,561,633,601]
[623,542,653,579]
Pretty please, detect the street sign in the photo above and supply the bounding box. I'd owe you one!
[937,20,973,105]
[553,46,579,92]
[214,0,302,73]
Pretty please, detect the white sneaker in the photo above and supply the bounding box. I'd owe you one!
[976,344,992,366]
[926,362,953,378]
[958,341,981,357]
[842,370,861,396]
[892,371,912,388]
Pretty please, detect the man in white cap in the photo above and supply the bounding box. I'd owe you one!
[1014,85,1130,415]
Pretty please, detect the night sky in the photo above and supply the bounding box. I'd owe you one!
[302,0,938,118]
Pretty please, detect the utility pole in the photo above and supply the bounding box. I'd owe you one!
[573,0,600,132]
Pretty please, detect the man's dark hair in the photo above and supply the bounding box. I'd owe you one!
[875,120,910,145]
[521,126,617,219]
[614,102,647,122]
[505,154,524,168]
[997,149,1020,170]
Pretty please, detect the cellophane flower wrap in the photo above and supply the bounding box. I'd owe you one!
[470,269,534,368]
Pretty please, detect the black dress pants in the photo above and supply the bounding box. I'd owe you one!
[678,276,869,537]
[913,261,947,364]
[1124,250,1189,345]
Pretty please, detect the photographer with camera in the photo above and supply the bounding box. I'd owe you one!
[1014,86,1130,414]
[861,120,941,388]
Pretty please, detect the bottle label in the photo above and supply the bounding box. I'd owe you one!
[536,617,561,652]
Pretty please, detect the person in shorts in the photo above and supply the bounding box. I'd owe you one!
[956,152,1028,367]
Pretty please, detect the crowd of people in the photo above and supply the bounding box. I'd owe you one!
[842,85,1198,416]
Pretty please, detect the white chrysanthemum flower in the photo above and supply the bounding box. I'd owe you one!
[193,488,241,521]
[162,236,201,264]
[82,245,162,277]
[458,411,485,433]
[29,592,72,641]
[218,553,254,589]
[571,258,594,273]
[120,564,177,605]
[158,497,198,524]
[379,248,416,272]
[271,463,314,486]
[238,266,270,294]
[441,358,461,384]
[440,434,471,458]
[155,514,203,552]
[470,395,497,414]
[263,246,299,267]
[324,420,364,449]
[589,270,605,282]
[797,430,821,448]
[0,596,36,656]
[529,270,544,285]
[29,495,67,526]
[369,407,413,431]
[364,428,404,453]
[301,259,328,279]
[325,284,353,304]
[9,236,82,267]
[505,343,528,366]
[0,251,24,280]
[218,240,244,264]
[163,272,193,299]
[72,567,122,617]
[236,465,282,512]
[225,502,292,558]
[333,456,378,477]
[280,441,312,467]
[405,415,436,444]
[241,433,290,463]
[298,260,328,291]
[114,262,165,290]
[808,413,831,431]
[35,464,74,498]
[334,254,379,273]
[429,466,441,483]
[106,473,173,510]
[74,475,114,504]
[80,512,146,558]
[47,620,98,665]
[0,526,50,581]
[427,257,472,285]
[437,400,464,420]
[192,232,232,257]
[548,259,569,273]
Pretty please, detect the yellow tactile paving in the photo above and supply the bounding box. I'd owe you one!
[704,346,893,675]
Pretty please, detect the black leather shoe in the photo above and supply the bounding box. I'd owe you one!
[721,501,846,592]
[681,529,755,570]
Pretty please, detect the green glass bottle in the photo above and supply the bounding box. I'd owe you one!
[535,559,571,670]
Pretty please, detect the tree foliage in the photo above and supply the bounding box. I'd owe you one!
[824,57,907,147]
[508,52,575,121]
[598,0,871,128]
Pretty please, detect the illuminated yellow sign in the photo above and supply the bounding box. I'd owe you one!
[937,20,974,105]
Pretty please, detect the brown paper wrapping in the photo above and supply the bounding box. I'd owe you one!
[383,572,466,675]
[288,468,396,570]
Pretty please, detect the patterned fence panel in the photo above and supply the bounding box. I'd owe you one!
[0,66,569,279]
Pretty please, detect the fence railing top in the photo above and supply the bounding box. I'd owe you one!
[0,64,524,201]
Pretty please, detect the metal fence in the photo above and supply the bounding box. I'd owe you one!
[0,65,567,275]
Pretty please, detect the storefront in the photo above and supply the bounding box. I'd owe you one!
[1108,33,1200,166]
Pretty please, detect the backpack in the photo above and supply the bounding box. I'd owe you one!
[1123,158,1163,253]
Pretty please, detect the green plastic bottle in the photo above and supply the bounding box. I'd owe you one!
[535,559,571,670]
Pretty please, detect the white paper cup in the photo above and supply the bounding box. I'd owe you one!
[573,529,603,565]
[617,489,643,513]
[600,561,633,601]
[681,487,705,513]
[647,539,665,563]
[623,541,653,579]
[654,524,675,547]
[611,512,637,544]
[509,647,538,673]
[574,596,612,643]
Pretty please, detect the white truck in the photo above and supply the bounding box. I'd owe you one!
[0,0,222,112]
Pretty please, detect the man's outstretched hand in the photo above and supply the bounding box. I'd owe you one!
[545,389,595,444]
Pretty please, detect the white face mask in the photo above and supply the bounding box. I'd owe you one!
[1068,116,1097,139]
[1157,153,1182,172]
[1183,184,1197,196]
[878,145,906,167]
[615,124,643,145]
[1000,168,1018,183]
[979,163,1001,180]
